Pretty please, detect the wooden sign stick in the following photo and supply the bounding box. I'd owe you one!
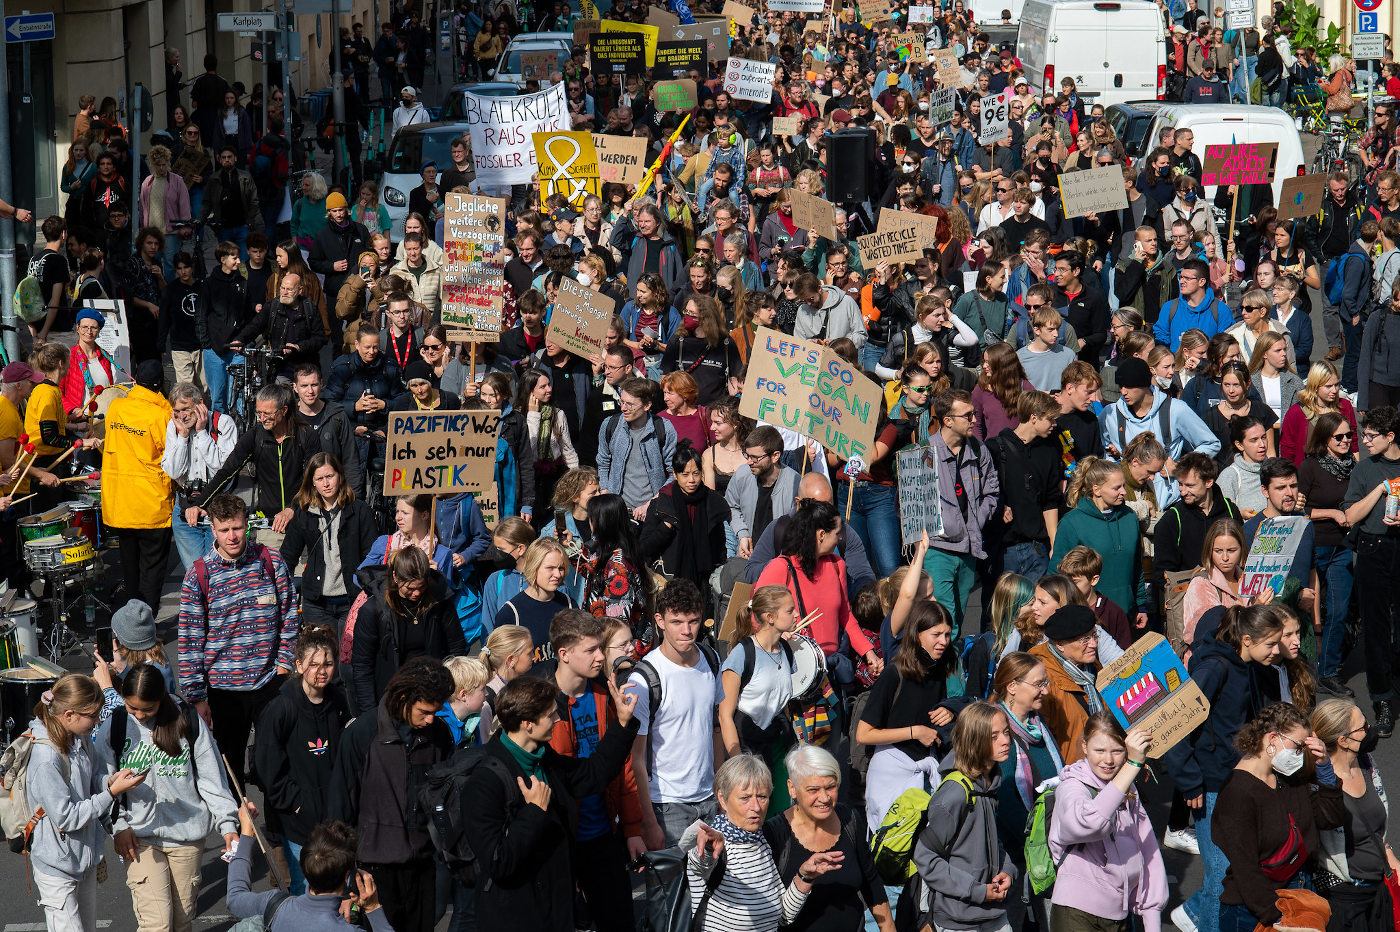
[220,753,287,890]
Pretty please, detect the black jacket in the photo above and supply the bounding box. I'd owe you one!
[325,351,402,431]
[639,481,730,580]
[1306,191,1363,260]
[235,297,328,373]
[309,219,371,315]
[869,278,921,347]
[987,428,1063,546]
[1062,278,1110,363]
[253,677,352,843]
[462,721,641,932]
[280,499,379,601]
[329,700,453,863]
[498,408,538,512]
[298,401,362,492]
[157,280,202,352]
[197,267,249,352]
[1153,490,1243,591]
[350,566,467,712]
[498,325,543,366]
[578,382,622,465]
[196,424,320,517]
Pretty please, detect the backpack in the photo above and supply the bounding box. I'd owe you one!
[871,770,980,885]
[1325,252,1363,306]
[957,630,997,699]
[1114,398,1171,457]
[193,544,279,603]
[1023,778,1099,895]
[631,643,721,773]
[420,746,517,886]
[229,890,294,932]
[0,730,68,854]
[603,411,667,447]
[12,274,44,324]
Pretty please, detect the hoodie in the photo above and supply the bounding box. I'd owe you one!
[1152,285,1232,349]
[1098,389,1221,494]
[1049,498,1144,617]
[1048,759,1168,932]
[792,285,868,347]
[252,677,352,844]
[25,719,115,878]
[911,763,1018,929]
[94,704,240,847]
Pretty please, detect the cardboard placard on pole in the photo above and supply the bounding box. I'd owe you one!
[591,134,650,185]
[442,193,508,342]
[1058,164,1128,218]
[856,209,938,266]
[654,79,699,111]
[1240,515,1311,599]
[927,87,957,125]
[384,410,501,497]
[545,277,617,361]
[521,50,556,80]
[738,327,881,460]
[1097,632,1211,758]
[978,90,1010,146]
[896,445,943,544]
[933,48,962,87]
[663,19,728,63]
[647,5,681,27]
[772,114,802,136]
[573,17,601,43]
[1201,142,1279,187]
[533,131,600,209]
[1278,173,1328,221]
[590,32,647,74]
[891,32,927,61]
[767,0,825,10]
[857,0,891,22]
[791,189,836,232]
[722,0,757,25]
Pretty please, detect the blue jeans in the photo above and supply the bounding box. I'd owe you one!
[162,233,182,279]
[203,348,246,414]
[171,501,212,572]
[282,839,307,896]
[1184,791,1224,932]
[1314,544,1355,679]
[222,224,249,259]
[1342,311,1362,391]
[839,481,902,577]
[923,547,978,637]
[860,341,885,373]
[1003,541,1050,579]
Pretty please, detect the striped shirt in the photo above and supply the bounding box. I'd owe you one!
[178,543,299,701]
[688,837,809,932]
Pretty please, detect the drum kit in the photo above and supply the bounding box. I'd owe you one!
[0,654,66,743]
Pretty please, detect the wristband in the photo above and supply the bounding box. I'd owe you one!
[1127,759,1145,768]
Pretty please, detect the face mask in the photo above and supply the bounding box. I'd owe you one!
[901,162,918,174]
[1271,742,1305,777]
[961,184,974,193]
[576,271,593,287]
[1185,192,1198,204]
[1030,181,1043,194]
[918,101,930,111]
[1159,166,1172,178]
[1356,725,1381,755]
[682,314,700,331]
[717,286,733,302]
[1154,375,1173,389]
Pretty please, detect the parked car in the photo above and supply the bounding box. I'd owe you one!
[440,81,520,119]
[1018,0,1166,106]
[493,41,572,85]
[1142,103,1307,206]
[380,121,471,242]
[1105,100,1168,161]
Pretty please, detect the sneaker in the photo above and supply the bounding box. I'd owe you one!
[1318,676,1355,698]
[1171,905,1199,932]
[1377,700,1395,738]
[1163,827,1200,855]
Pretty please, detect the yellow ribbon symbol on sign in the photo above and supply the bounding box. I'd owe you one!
[544,134,588,205]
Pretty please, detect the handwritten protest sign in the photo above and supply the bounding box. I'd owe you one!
[908,3,935,20]
[534,132,598,210]
[591,32,647,74]
[857,0,891,21]
[574,17,601,43]
[442,193,508,341]
[1059,164,1128,218]
[979,90,1011,146]
[1240,516,1310,599]
[592,134,649,184]
[602,18,660,65]
[772,114,802,136]
[791,188,836,232]
[897,446,943,544]
[723,0,757,25]
[927,88,957,125]
[933,48,961,87]
[521,50,555,80]
[723,57,778,102]
[891,32,927,62]
[857,209,937,266]
[1098,632,1210,758]
[465,84,568,189]
[384,410,500,497]
[665,19,728,63]
[654,40,706,78]
[546,277,616,361]
[1202,142,1278,187]
[739,328,881,460]
[473,484,500,528]
[767,0,825,10]
[654,79,698,111]
[1278,173,1328,221]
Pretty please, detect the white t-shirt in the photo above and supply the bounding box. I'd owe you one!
[1260,373,1282,422]
[719,638,794,730]
[629,648,726,804]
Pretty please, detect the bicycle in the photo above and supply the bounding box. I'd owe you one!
[225,343,277,440]
[1312,120,1366,185]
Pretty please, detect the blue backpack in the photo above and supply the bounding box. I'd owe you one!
[1325,252,1364,306]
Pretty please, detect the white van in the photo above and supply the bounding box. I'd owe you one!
[1143,104,1306,206]
[1017,0,1166,107]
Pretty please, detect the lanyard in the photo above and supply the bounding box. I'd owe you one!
[276,437,285,512]
[390,328,413,371]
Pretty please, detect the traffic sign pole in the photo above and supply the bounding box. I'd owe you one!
[0,0,18,365]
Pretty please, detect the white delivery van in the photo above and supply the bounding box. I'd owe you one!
[1144,104,1306,206]
[1017,0,1166,106]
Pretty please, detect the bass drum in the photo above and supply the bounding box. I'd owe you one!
[0,668,56,744]
[90,384,129,439]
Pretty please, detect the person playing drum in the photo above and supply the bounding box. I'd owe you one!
[58,308,118,423]
[23,344,99,510]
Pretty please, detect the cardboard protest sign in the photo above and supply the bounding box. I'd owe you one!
[573,17,601,43]
[384,410,500,497]
[521,50,555,80]
[739,328,881,460]
[653,40,706,78]
[465,84,569,189]
[857,0,891,21]
[601,19,660,66]
[1097,632,1210,758]
[933,48,962,87]
[927,88,957,125]
[472,484,500,528]
[723,0,757,25]
[1059,164,1128,218]
[591,32,647,74]
[767,0,825,10]
[654,79,698,111]
[665,19,728,63]
[1278,173,1328,221]
[857,209,937,266]
[533,131,599,210]
[592,133,650,184]
[891,32,927,62]
[545,277,616,361]
[772,114,802,136]
[791,188,836,232]
[979,90,1011,146]
[811,91,830,112]
[647,5,681,27]
[1202,142,1278,187]
[442,193,509,341]
[896,446,943,545]
[723,57,778,102]
[1240,516,1310,599]
[908,3,935,21]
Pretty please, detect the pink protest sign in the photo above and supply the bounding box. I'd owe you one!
[1201,143,1278,187]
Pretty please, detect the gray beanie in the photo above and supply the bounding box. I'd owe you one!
[111,599,157,651]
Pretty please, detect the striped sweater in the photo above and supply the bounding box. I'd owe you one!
[178,543,299,701]
[687,835,809,932]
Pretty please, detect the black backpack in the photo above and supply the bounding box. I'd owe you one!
[631,643,721,773]
[420,747,517,887]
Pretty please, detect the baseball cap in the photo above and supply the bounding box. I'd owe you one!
[1172,23,1186,32]
[1,362,42,384]
[831,108,853,122]
[401,86,418,98]
[551,206,581,223]
[1014,75,1028,85]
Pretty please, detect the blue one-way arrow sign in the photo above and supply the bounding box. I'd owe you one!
[5,13,54,42]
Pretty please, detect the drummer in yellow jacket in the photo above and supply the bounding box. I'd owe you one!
[101,360,174,613]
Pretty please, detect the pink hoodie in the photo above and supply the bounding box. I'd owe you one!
[1048,758,1168,932]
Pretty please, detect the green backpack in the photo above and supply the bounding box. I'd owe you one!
[12,274,43,324]
[871,771,977,885]
[1023,779,1099,894]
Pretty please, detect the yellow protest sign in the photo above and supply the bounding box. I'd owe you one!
[601,19,660,67]
[534,131,599,209]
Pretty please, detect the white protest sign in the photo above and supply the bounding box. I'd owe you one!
[723,57,778,103]
[766,0,825,10]
[908,4,935,21]
[897,446,943,544]
[1240,516,1310,599]
[927,87,957,125]
[90,299,131,382]
[464,83,569,189]
[1225,0,1253,29]
[1059,164,1128,218]
[978,90,1010,146]
[384,410,501,497]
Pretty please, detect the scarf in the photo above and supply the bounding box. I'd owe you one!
[709,811,764,846]
[536,404,556,461]
[1001,702,1065,810]
[1318,453,1356,482]
[1046,641,1104,714]
[670,482,713,584]
[501,734,550,785]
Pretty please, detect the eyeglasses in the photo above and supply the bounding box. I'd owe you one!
[745,450,776,461]
[1017,677,1051,691]
[1333,431,1354,440]
[1364,430,1385,442]
[421,341,444,350]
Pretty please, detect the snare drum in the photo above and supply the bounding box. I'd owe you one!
[23,533,95,572]
[0,599,37,659]
[68,501,101,549]
[789,635,827,704]
[0,668,56,743]
[17,510,67,543]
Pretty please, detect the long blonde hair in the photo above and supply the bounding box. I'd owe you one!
[1297,361,1342,419]
[1248,329,1295,375]
[1065,456,1124,508]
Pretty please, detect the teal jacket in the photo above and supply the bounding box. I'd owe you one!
[1049,498,1144,617]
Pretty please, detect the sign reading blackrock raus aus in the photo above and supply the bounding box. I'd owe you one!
[464,84,569,188]
[385,410,501,497]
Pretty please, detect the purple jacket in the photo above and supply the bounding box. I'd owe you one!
[927,430,999,559]
[1048,759,1168,932]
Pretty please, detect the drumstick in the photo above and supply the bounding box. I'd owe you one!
[8,443,38,491]
[3,491,36,509]
[45,440,87,473]
[220,754,286,890]
[794,610,823,634]
[58,471,102,484]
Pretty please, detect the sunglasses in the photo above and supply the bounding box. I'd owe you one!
[1334,431,1354,440]
[1024,301,1048,310]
